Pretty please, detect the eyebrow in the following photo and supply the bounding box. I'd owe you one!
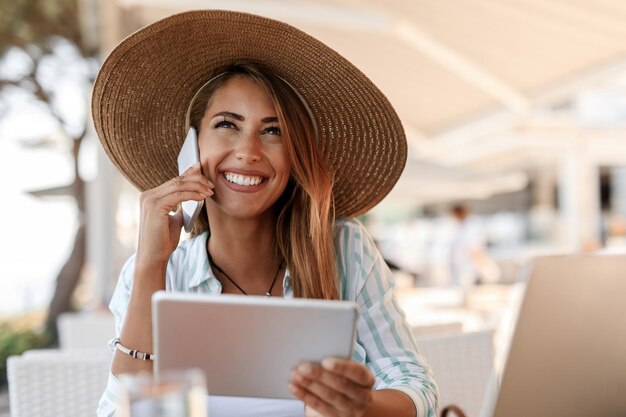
[212,111,278,123]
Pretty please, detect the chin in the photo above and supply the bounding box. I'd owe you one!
[220,203,276,220]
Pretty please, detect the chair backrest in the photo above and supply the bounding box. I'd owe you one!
[57,312,115,349]
[8,348,112,417]
[411,322,464,338]
[416,330,495,417]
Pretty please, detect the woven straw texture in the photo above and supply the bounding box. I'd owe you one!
[92,10,407,218]
[7,349,112,417]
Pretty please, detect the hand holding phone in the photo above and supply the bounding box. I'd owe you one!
[177,128,204,232]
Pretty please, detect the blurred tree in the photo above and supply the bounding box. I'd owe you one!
[0,0,99,342]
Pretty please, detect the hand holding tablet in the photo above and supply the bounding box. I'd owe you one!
[152,292,359,399]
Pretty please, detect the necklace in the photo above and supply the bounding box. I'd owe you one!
[207,250,282,296]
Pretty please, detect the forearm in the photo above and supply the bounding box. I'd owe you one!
[110,262,166,376]
[364,389,416,417]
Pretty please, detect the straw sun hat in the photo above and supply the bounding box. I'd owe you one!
[92,9,407,218]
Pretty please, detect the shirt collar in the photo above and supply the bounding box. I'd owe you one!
[186,231,293,298]
[186,232,217,290]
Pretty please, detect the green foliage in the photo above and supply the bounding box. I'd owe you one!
[0,0,82,54]
[0,322,52,389]
[0,0,92,101]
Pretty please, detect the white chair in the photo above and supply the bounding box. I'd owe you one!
[7,348,112,417]
[57,312,116,349]
[411,322,464,338]
[415,330,495,417]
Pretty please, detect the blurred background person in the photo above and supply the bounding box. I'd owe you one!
[449,205,500,299]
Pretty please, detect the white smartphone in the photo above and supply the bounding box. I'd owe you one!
[177,127,204,233]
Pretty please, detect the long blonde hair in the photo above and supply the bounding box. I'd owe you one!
[188,63,339,300]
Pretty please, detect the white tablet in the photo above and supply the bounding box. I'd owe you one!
[152,291,359,399]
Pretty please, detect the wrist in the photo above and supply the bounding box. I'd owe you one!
[135,250,171,268]
[132,262,167,295]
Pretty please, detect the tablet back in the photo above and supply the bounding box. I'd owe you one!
[152,292,358,399]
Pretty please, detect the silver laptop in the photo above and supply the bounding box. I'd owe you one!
[481,254,626,417]
[152,292,358,399]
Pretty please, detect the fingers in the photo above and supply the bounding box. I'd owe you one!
[289,361,374,416]
[154,182,211,204]
[149,163,214,202]
[139,162,213,218]
[181,162,202,175]
[290,384,344,417]
[181,162,211,183]
[292,362,373,404]
[178,163,212,187]
[321,358,376,388]
[290,373,356,412]
[142,188,209,215]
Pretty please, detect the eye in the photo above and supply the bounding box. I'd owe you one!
[213,118,237,130]
[263,125,281,136]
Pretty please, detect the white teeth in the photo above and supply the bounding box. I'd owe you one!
[224,172,263,187]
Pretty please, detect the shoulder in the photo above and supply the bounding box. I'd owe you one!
[333,218,383,299]
[333,218,370,247]
[333,218,378,260]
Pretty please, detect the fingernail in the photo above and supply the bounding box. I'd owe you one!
[288,383,298,394]
[298,363,313,375]
[322,358,335,370]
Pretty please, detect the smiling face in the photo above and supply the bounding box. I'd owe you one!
[197,76,292,221]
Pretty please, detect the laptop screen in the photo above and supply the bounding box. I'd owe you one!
[485,255,626,417]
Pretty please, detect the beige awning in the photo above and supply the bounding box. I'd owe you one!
[114,0,626,142]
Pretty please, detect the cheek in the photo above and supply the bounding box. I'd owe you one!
[275,146,292,175]
[274,158,292,190]
[198,147,224,181]
[276,163,292,196]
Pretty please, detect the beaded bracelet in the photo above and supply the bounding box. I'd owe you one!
[113,337,156,361]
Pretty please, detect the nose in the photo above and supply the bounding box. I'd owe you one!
[235,134,262,163]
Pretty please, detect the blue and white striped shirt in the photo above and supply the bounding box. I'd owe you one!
[97,218,438,417]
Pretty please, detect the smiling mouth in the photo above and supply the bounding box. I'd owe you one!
[223,172,265,186]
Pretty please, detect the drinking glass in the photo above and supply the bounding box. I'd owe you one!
[117,368,208,417]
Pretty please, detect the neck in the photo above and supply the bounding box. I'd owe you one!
[205,206,282,293]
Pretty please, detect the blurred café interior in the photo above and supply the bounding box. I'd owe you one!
[3,1,626,416]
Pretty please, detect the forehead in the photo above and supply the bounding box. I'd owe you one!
[206,76,276,115]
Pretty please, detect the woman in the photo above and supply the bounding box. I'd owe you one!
[93,10,438,417]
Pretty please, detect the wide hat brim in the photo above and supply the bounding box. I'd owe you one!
[92,10,407,218]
